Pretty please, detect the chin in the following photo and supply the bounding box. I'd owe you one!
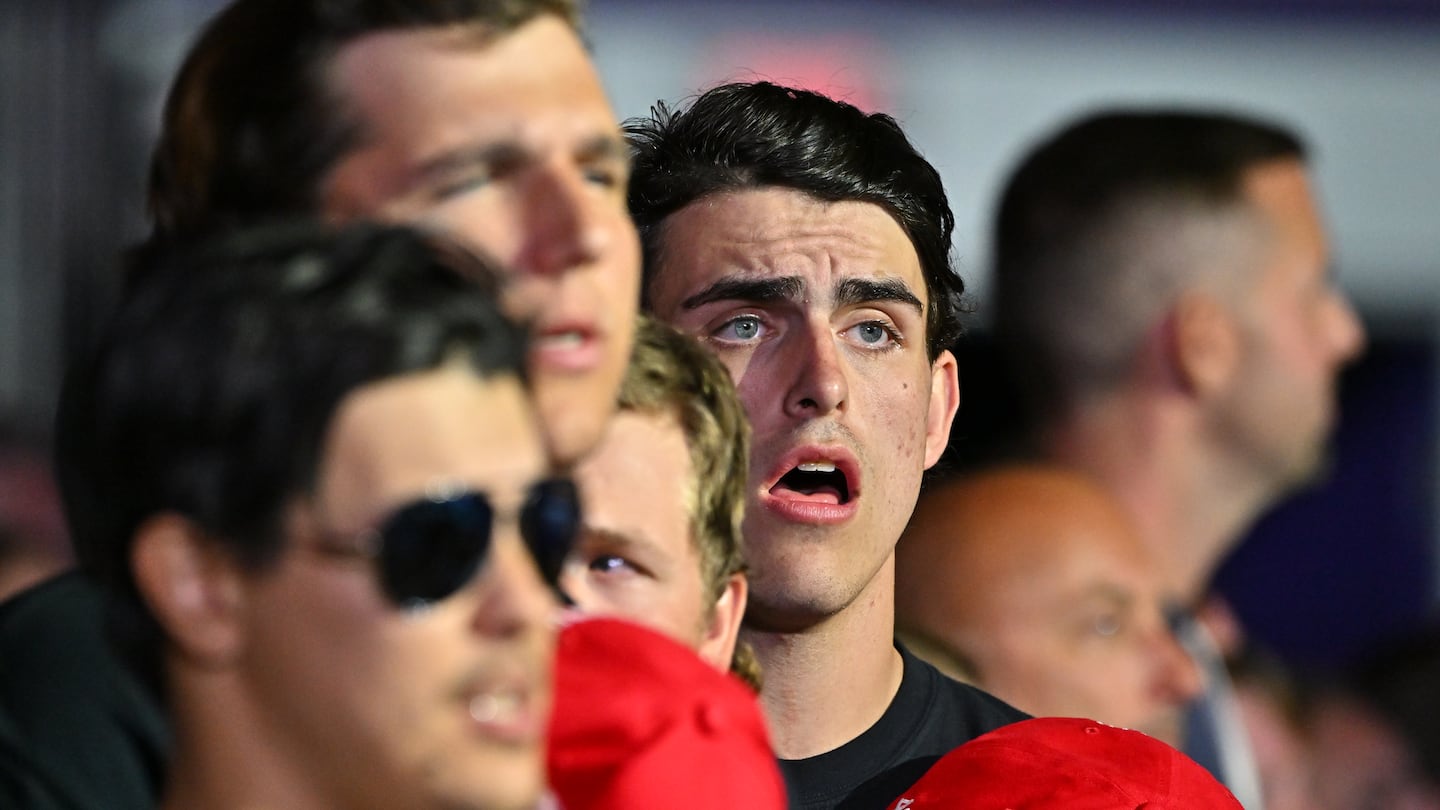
[440,765,545,810]
[538,394,613,468]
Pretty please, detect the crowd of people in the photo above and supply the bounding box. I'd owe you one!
[0,1,1435,808]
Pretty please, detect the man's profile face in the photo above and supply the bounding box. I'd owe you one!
[238,366,555,810]
[1214,159,1365,491]
[563,408,738,670]
[646,187,958,630]
[321,15,642,466]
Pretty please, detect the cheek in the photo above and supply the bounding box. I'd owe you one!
[859,373,929,463]
[420,199,524,268]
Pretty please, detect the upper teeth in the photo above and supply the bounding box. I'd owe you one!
[470,692,520,723]
[541,331,583,347]
[797,462,837,473]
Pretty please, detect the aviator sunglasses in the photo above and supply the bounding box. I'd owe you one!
[316,478,581,610]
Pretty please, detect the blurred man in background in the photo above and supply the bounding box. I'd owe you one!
[896,464,1202,746]
[991,108,1366,805]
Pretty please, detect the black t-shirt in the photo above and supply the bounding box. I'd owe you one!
[0,571,169,810]
[778,644,1027,810]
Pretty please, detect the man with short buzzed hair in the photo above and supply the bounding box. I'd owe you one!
[991,109,1367,805]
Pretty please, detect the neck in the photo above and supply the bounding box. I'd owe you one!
[1045,395,1270,603]
[160,667,366,810]
[741,555,904,759]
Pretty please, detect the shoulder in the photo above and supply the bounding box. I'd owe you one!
[898,643,1029,732]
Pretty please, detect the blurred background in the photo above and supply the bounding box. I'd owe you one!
[2,0,1438,672]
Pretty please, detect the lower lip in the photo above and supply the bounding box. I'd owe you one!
[529,333,603,374]
[759,491,859,525]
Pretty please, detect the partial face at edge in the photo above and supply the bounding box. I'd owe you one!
[564,409,736,668]
[645,187,958,630]
[321,16,642,466]
[1213,159,1365,493]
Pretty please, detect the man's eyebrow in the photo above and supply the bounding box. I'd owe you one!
[412,142,527,186]
[580,527,670,565]
[576,133,631,165]
[680,276,803,311]
[835,277,923,314]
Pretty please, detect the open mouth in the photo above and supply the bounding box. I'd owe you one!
[771,461,852,505]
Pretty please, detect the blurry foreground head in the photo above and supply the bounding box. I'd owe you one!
[59,222,567,810]
[146,0,640,464]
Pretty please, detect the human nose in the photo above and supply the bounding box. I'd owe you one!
[1326,289,1366,365]
[511,164,613,279]
[782,320,849,418]
[1151,624,1205,705]
[469,527,557,638]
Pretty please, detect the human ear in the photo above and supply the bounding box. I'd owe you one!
[923,349,961,469]
[1169,292,1240,398]
[131,514,247,667]
[698,573,748,673]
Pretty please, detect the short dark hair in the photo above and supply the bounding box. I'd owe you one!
[993,109,1306,423]
[625,81,966,359]
[147,0,580,239]
[56,222,528,694]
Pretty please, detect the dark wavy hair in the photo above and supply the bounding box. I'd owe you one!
[57,222,527,695]
[625,81,966,359]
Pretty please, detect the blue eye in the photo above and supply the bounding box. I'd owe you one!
[845,320,900,348]
[715,316,763,342]
[856,323,888,344]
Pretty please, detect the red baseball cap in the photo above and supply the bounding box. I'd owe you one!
[547,616,788,810]
[887,717,1242,809]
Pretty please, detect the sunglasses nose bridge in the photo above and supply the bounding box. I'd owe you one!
[468,526,557,636]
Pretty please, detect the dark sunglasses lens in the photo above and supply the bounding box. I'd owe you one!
[520,478,581,587]
[378,494,492,609]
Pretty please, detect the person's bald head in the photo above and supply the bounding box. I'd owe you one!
[896,464,1201,744]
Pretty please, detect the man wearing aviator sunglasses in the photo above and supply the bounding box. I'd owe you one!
[53,222,570,810]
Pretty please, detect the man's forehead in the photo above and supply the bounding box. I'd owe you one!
[320,369,542,515]
[326,15,613,137]
[653,188,925,303]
